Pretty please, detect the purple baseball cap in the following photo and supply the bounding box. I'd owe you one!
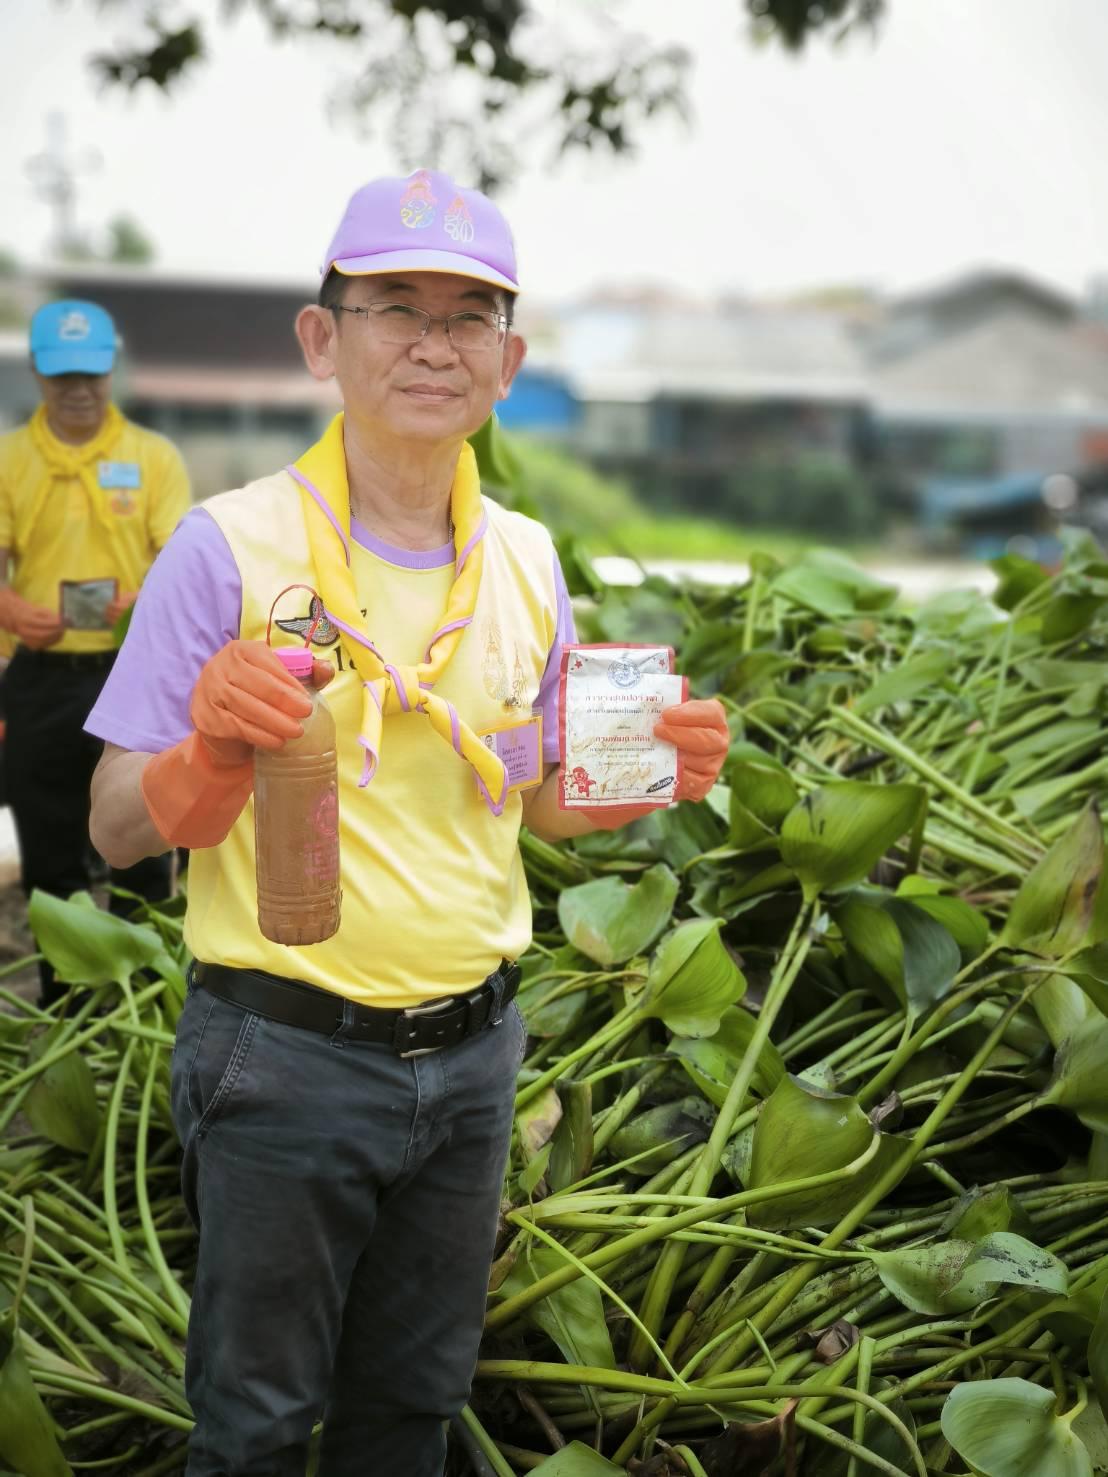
[321,170,519,294]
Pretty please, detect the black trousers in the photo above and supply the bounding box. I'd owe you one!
[3,647,172,1003]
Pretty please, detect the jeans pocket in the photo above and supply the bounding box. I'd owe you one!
[185,998,261,1138]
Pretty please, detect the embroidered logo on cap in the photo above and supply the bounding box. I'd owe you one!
[444,195,474,243]
[400,171,437,230]
[59,311,91,341]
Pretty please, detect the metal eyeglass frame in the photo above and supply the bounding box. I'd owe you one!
[330,301,508,351]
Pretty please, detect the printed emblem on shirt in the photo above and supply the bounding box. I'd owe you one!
[481,616,527,710]
[444,195,474,243]
[273,593,340,647]
[400,171,437,230]
[109,489,137,516]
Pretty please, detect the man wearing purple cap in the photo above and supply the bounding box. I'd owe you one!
[0,299,190,1002]
[86,171,728,1476]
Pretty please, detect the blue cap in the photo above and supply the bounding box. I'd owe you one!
[29,299,117,377]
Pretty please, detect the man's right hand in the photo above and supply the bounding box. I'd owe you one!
[190,640,331,767]
[139,642,333,850]
[0,589,64,650]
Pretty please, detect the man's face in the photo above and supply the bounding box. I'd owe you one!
[322,272,524,446]
[34,371,112,442]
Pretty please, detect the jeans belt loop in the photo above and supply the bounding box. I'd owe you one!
[329,997,356,1050]
[486,970,506,1028]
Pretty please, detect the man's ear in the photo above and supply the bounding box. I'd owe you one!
[295,305,338,382]
[497,332,527,402]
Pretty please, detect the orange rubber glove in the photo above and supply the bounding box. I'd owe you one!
[0,587,64,650]
[655,698,730,803]
[586,698,729,831]
[141,641,333,849]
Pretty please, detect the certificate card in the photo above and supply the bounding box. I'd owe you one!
[558,644,688,810]
[60,578,117,630]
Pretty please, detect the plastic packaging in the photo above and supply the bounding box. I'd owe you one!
[254,647,341,944]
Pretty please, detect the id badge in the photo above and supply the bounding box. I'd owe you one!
[476,713,544,794]
[98,461,141,489]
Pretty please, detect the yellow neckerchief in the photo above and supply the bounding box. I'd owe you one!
[288,413,509,814]
[25,403,131,560]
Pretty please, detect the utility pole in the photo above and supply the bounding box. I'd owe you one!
[25,112,101,259]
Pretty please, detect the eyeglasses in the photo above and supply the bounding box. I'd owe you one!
[331,301,509,352]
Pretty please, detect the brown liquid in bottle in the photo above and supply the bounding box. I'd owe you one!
[254,650,341,945]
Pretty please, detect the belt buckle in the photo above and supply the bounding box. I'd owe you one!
[394,996,455,1059]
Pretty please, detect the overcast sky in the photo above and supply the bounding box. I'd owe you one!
[2,0,1107,304]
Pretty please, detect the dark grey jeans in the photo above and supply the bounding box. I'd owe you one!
[170,974,525,1477]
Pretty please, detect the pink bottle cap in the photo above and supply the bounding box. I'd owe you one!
[275,647,314,678]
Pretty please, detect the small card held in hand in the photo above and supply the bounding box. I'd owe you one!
[60,579,118,630]
[558,643,688,810]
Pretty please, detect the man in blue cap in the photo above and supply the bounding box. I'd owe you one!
[0,299,191,1002]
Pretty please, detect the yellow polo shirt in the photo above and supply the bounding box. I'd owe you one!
[0,416,191,653]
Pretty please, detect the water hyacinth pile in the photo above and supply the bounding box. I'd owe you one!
[4,532,1108,1475]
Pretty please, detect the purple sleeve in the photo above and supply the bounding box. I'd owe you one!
[536,547,577,764]
[85,507,242,753]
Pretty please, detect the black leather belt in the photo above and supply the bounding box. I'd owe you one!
[190,959,521,1057]
[14,647,116,670]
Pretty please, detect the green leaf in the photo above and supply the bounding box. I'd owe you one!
[28,889,163,989]
[517,946,593,1038]
[518,1143,551,1197]
[528,1443,623,1476]
[728,750,799,848]
[653,803,726,871]
[1032,973,1094,1051]
[547,1080,593,1192]
[517,1086,563,1160]
[992,550,1051,608]
[23,1033,100,1154]
[500,1247,616,1371]
[1091,1285,1108,1420]
[854,649,952,715]
[608,1097,714,1176]
[872,1233,1068,1316]
[835,891,961,1020]
[642,919,746,1037]
[1002,803,1104,956]
[557,865,679,967]
[468,411,523,491]
[668,1005,784,1107]
[941,1185,1034,1243]
[771,549,897,618]
[1042,593,1105,644]
[1048,1015,1108,1133]
[746,1074,902,1230]
[896,877,991,959]
[0,1313,73,1477]
[780,782,926,902]
[1059,944,1108,1021]
[941,1378,1092,1477]
[913,587,1006,640]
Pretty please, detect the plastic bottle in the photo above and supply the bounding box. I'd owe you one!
[254,647,341,945]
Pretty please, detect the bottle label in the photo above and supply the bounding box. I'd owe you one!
[475,713,543,794]
[303,786,340,885]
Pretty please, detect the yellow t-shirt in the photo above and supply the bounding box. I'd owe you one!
[0,416,191,653]
[186,469,559,1007]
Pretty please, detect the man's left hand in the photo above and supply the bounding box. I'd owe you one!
[105,591,138,626]
[655,698,730,803]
